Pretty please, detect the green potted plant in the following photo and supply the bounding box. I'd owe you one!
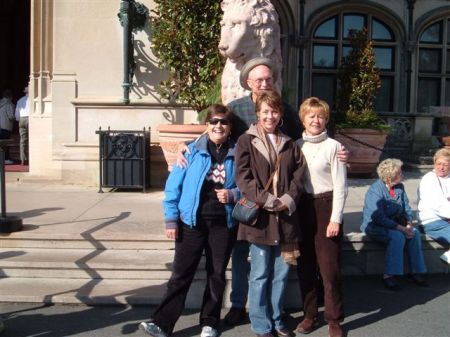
[334,28,391,175]
[150,0,224,170]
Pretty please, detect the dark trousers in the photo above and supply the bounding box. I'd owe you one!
[151,218,236,335]
[0,129,11,160]
[297,194,344,323]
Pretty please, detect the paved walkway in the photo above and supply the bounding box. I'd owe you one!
[3,170,426,237]
[0,274,449,337]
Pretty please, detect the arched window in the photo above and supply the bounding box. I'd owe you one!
[417,19,450,112]
[311,13,396,112]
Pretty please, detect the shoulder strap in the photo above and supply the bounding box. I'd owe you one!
[263,154,282,192]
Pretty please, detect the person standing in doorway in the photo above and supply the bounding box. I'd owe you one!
[15,86,29,165]
[0,89,15,164]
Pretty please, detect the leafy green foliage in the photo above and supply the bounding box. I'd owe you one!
[151,0,224,113]
[197,75,222,123]
[336,28,390,131]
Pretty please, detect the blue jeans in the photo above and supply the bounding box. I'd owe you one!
[423,219,450,247]
[230,240,250,308]
[249,243,290,334]
[368,227,427,275]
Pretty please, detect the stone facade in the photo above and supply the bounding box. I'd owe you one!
[25,0,450,186]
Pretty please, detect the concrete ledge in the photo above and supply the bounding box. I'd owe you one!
[342,232,448,275]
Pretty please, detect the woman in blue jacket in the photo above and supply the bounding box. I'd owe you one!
[361,159,427,291]
[140,104,239,337]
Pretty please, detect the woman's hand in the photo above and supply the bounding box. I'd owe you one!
[337,145,349,164]
[264,198,287,212]
[175,143,190,168]
[165,228,178,240]
[326,221,340,238]
[396,224,414,239]
[215,189,229,204]
[272,198,287,212]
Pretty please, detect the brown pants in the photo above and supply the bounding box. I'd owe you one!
[296,192,344,323]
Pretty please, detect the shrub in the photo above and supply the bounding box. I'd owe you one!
[336,28,390,131]
[151,0,224,113]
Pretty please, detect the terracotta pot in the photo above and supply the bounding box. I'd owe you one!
[157,124,207,171]
[334,128,388,175]
[442,136,450,149]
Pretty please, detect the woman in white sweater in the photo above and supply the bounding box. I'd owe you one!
[295,97,347,337]
[417,148,450,264]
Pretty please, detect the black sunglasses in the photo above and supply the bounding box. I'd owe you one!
[208,118,230,125]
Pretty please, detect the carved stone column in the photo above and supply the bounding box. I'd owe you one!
[30,0,53,116]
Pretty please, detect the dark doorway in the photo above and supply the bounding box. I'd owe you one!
[0,0,30,101]
[0,0,30,168]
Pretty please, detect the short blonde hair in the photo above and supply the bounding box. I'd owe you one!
[299,97,330,123]
[377,158,403,183]
[433,148,450,164]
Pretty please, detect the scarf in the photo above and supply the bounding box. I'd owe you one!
[256,123,300,264]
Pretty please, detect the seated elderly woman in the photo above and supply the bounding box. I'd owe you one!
[417,148,450,264]
[361,159,427,291]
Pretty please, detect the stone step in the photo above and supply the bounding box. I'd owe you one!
[0,247,214,280]
[0,276,301,308]
[0,247,175,270]
[0,234,174,250]
[0,277,173,305]
[1,267,177,280]
[0,239,173,250]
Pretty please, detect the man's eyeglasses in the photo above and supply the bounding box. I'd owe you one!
[248,77,273,86]
[208,118,230,125]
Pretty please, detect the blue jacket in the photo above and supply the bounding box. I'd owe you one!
[361,179,413,240]
[163,134,239,229]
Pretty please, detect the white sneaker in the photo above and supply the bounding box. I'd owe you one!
[440,250,450,264]
[201,326,218,337]
[4,160,13,165]
[139,322,167,337]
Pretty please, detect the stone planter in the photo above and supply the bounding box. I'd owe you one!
[334,128,388,175]
[157,124,207,171]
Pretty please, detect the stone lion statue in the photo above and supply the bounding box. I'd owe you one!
[219,0,282,105]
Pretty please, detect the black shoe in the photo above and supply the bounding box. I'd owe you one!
[224,307,247,326]
[383,276,401,290]
[407,273,429,287]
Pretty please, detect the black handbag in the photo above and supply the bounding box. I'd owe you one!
[232,156,280,225]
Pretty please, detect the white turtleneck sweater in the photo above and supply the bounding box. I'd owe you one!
[296,131,348,224]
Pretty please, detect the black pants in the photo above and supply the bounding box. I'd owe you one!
[0,129,11,160]
[151,218,236,335]
[297,194,344,323]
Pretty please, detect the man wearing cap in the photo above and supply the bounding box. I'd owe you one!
[223,57,303,328]
[228,57,302,142]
